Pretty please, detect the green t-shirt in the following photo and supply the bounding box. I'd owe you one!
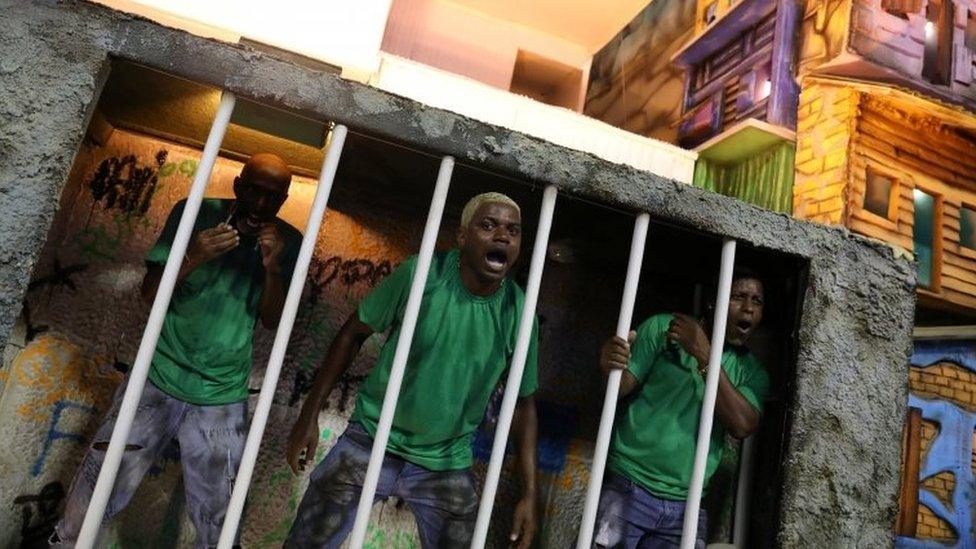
[146,198,301,405]
[351,249,539,471]
[608,313,769,500]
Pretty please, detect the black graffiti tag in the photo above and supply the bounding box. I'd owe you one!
[309,256,393,292]
[88,150,167,216]
[13,481,65,548]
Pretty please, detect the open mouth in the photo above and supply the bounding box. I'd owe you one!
[734,319,753,334]
[484,248,509,274]
[241,214,263,231]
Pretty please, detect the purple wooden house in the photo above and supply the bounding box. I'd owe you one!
[673,0,801,148]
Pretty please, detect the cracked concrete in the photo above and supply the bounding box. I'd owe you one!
[0,1,916,546]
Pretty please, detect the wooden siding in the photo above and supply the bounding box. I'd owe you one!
[850,94,976,311]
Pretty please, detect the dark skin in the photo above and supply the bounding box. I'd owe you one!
[286,201,538,548]
[599,277,765,439]
[141,153,292,329]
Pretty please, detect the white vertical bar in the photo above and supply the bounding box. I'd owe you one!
[470,185,558,549]
[76,92,237,548]
[680,238,737,549]
[732,435,756,547]
[348,156,455,549]
[576,213,650,549]
[216,125,349,548]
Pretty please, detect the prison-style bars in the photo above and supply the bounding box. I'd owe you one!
[576,213,650,549]
[680,238,737,549]
[215,124,349,548]
[470,185,558,548]
[75,92,238,548]
[732,435,757,547]
[74,90,741,547]
[347,156,456,549]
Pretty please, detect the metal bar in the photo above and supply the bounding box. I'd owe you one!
[732,435,756,547]
[216,124,348,548]
[76,91,237,548]
[348,156,455,549]
[576,213,651,549]
[680,238,737,549]
[470,185,558,548]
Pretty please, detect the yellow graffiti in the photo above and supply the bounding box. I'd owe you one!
[6,335,122,423]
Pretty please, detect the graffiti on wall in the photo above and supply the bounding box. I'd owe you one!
[898,341,976,549]
[0,127,613,547]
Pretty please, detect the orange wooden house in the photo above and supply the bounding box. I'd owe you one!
[791,0,976,318]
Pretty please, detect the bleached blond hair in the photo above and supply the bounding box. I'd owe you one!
[460,192,520,229]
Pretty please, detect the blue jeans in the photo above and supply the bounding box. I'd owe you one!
[53,379,246,548]
[592,472,707,549]
[286,423,478,549]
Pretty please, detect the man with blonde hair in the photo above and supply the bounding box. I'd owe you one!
[285,192,539,548]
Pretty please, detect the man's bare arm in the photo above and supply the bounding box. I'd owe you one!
[286,312,374,473]
[509,395,538,548]
[712,371,760,438]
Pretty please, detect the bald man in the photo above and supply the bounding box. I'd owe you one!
[51,153,302,547]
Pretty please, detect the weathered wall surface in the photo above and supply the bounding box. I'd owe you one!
[852,94,976,312]
[848,0,976,105]
[583,0,696,143]
[797,0,853,76]
[0,1,919,547]
[0,0,111,370]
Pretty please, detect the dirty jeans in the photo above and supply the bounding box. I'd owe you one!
[54,379,246,548]
[285,422,479,549]
[592,472,707,549]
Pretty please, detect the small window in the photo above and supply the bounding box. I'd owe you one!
[961,206,976,249]
[864,169,896,219]
[913,189,938,289]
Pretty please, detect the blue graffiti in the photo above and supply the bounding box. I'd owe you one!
[31,399,98,477]
[472,400,578,474]
[896,340,976,549]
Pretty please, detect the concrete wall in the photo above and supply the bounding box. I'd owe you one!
[0,1,919,547]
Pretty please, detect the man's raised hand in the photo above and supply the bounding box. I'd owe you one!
[186,223,238,267]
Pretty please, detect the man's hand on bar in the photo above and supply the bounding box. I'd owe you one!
[599,331,638,399]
